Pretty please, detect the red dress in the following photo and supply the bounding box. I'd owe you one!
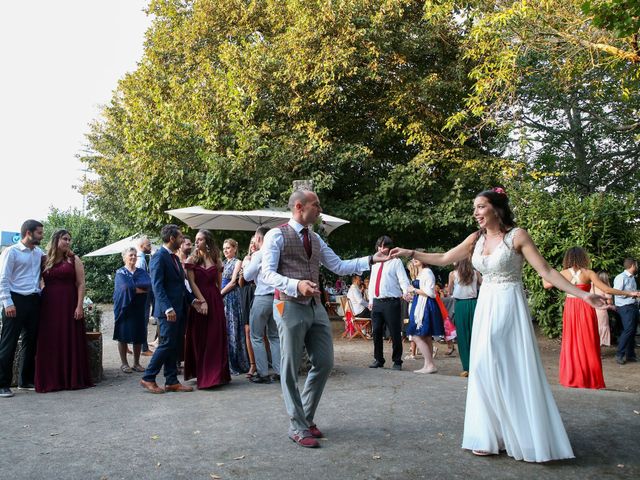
[183,263,231,388]
[559,284,605,389]
[35,257,93,392]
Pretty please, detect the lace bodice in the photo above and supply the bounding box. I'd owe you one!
[472,228,523,284]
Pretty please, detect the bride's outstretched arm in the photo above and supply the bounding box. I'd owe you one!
[389,233,478,267]
[515,229,608,309]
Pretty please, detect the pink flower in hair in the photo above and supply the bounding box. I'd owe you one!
[492,187,506,195]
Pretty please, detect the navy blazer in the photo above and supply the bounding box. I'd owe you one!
[149,246,194,319]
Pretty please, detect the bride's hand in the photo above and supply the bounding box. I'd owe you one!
[584,293,608,310]
[389,247,411,259]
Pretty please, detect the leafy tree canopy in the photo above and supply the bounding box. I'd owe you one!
[81,0,505,253]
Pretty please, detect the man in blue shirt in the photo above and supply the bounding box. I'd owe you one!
[613,258,639,365]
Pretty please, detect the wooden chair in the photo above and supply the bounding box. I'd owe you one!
[340,296,372,341]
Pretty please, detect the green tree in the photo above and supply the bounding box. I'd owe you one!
[426,0,640,193]
[81,0,504,253]
[510,185,640,337]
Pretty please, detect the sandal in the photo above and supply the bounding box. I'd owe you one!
[246,363,257,378]
[131,365,145,373]
[120,364,133,374]
[445,347,455,356]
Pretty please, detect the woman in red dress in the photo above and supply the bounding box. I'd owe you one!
[544,247,638,389]
[183,230,231,388]
[35,229,93,392]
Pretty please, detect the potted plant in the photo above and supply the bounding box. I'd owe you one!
[83,298,103,383]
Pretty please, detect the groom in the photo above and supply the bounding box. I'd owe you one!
[261,189,386,447]
[141,224,200,394]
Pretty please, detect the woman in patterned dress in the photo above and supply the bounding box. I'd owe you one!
[221,238,249,375]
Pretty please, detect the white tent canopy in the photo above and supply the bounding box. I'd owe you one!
[83,233,159,257]
[165,207,349,235]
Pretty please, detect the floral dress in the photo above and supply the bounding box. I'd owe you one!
[222,257,249,375]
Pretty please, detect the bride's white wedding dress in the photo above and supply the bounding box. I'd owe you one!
[462,228,574,462]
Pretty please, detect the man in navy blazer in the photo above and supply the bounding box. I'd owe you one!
[141,224,200,393]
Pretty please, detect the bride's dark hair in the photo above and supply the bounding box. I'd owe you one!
[470,188,517,255]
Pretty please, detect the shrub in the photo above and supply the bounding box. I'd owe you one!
[510,185,640,337]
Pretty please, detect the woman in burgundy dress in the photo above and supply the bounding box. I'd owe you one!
[184,230,231,388]
[35,229,93,392]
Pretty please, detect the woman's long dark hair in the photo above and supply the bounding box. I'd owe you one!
[455,258,475,285]
[188,230,221,267]
[44,229,74,272]
[471,188,517,255]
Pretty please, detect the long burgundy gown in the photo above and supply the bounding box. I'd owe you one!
[35,256,93,393]
[183,263,231,388]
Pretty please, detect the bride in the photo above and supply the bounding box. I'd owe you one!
[390,187,607,463]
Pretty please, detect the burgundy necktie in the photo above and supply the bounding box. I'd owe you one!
[301,228,312,258]
[171,254,181,272]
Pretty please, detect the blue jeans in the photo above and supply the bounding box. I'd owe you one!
[143,315,182,385]
[616,304,638,361]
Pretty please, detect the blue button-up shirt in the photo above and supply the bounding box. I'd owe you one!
[0,241,44,308]
[613,270,637,307]
[243,249,274,296]
[261,219,370,298]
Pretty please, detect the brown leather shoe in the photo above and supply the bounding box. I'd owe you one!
[140,379,165,394]
[141,350,154,357]
[164,383,193,393]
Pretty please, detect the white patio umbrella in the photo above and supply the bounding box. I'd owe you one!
[83,233,159,257]
[165,207,349,235]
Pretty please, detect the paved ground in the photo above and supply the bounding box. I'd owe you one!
[1,308,639,480]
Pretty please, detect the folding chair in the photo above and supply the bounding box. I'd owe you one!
[340,296,371,341]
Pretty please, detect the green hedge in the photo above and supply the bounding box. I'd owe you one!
[510,186,640,337]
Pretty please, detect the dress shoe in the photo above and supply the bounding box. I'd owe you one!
[288,430,319,448]
[18,383,35,391]
[271,374,281,382]
[140,379,165,394]
[392,363,402,371]
[369,360,384,368]
[249,374,272,384]
[615,356,626,365]
[308,424,323,438]
[164,382,193,393]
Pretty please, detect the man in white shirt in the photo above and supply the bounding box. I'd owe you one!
[261,189,386,448]
[243,226,280,384]
[0,220,45,398]
[613,258,639,365]
[347,275,370,318]
[368,235,411,371]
